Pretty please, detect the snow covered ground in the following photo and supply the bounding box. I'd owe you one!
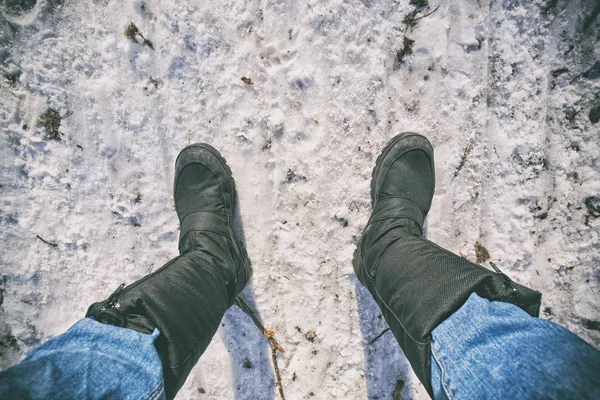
[1,0,599,398]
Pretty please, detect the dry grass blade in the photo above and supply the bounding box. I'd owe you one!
[412,4,440,21]
[394,37,415,70]
[36,235,58,247]
[368,327,390,345]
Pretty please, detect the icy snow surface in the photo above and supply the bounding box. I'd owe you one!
[1,0,599,399]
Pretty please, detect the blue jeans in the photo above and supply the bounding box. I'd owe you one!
[430,293,600,399]
[1,295,599,399]
[0,318,165,400]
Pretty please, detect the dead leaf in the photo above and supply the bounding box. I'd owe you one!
[475,241,491,263]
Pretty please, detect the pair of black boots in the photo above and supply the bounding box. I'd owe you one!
[87,133,541,399]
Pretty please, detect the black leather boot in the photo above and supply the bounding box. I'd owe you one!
[87,144,251,399]
[353,132,541,397]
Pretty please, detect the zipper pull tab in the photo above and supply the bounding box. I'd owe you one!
[102,283,125,310]
[489,262,518,294]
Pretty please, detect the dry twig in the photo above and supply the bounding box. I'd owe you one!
[271,347,285,400]
[235,296,286,399]
[235,297,285,352]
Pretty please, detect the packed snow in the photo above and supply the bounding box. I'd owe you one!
[1,0,599,399]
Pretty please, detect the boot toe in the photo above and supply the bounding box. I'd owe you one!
[174,144,236,221]
[371,133,435,216]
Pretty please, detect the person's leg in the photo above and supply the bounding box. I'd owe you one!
[0,318,164,400]
[0,144,251,400]
[85,144,252,399]
[354,132,545,397]
[430,293,600,399]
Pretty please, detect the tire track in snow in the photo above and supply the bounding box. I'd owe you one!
[533,0,600,346]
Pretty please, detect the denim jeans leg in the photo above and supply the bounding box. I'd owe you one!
[430,292,600,399]
[0,317,165,400]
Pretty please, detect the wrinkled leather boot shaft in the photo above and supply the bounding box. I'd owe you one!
[353,132,542,397]
[87,144,251,400]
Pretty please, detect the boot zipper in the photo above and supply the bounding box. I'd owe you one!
[100,283,125,311]
[489,262,518,294]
